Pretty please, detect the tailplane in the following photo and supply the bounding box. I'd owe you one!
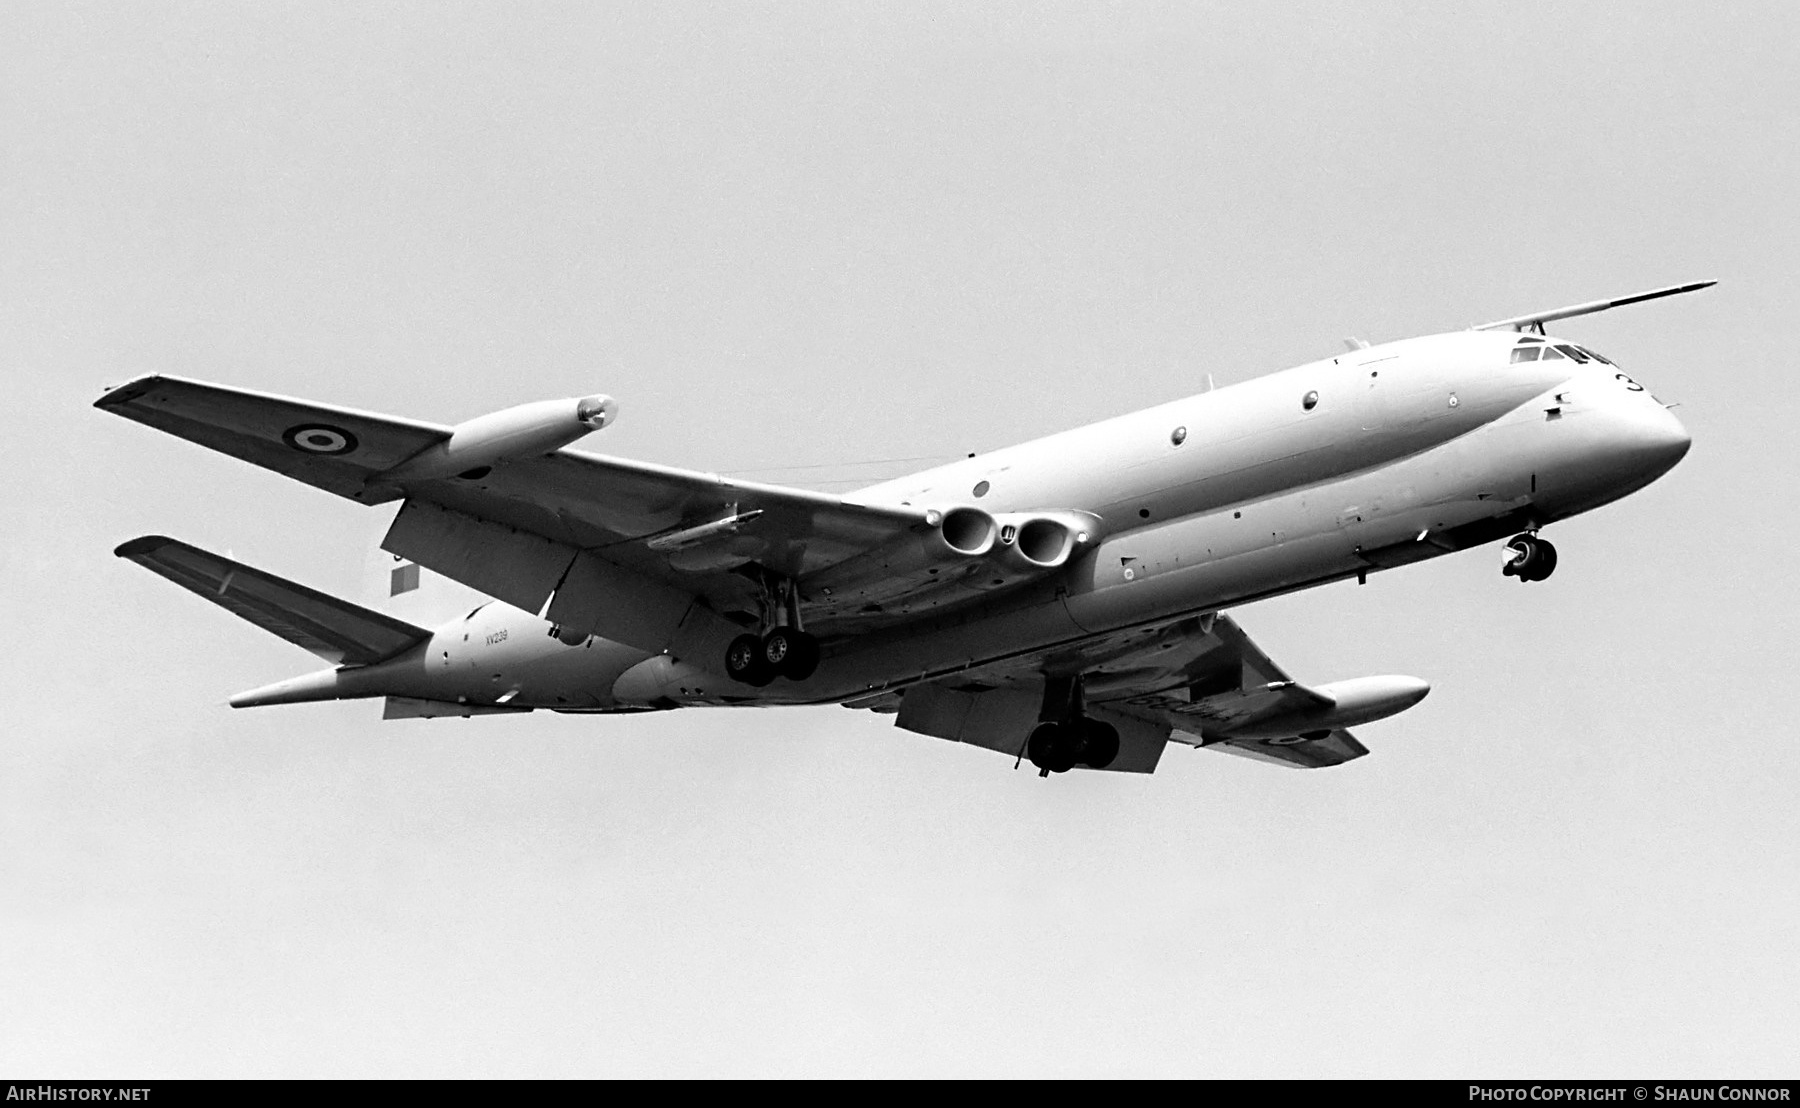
[117,536,430,666]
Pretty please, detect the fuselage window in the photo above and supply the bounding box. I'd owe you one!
[1540,346,1566,361]
[1510,346,1542,363]
[1302,390,1319,410]
[1554,344,1590,363]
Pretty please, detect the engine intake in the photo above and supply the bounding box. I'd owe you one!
[939,506,998,557]
[989,511,1094,572]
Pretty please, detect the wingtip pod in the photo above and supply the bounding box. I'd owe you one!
[1226,674,1430,741]
[1312,674,1431,722]
[575,394,618,431]
[378,393,620,482]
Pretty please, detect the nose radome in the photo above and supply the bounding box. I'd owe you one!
[1604,397,1692,489]
[1639,404,1693,473]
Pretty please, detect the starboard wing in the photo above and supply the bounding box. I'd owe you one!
[868,611,1372,770]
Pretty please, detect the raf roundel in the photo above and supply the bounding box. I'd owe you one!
[282,423,359,456]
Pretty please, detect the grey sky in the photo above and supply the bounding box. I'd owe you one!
[4,2,1796,1077]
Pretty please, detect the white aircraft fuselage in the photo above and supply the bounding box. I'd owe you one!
[250,327,1688,716]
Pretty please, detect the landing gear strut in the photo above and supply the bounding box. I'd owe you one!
[1501,532,1558,583]
[723,575,821,685]
[1025,674,1120,775]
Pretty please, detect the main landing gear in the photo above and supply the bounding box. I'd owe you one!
[1027,717,1120,775]
[723,576,820,686]
[1024,674,1120,775]
[1501,532,1558,583]
[725,627,821,686]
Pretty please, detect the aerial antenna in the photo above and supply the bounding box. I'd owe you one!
[1473,280,1715,334]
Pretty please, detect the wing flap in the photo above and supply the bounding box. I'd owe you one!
[890,681,1167,773]
[117,536,430,666]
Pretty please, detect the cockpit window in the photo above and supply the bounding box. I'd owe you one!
[1553,344,1590,363]
[1577,345,1615,365]
[1510,346,1542,363]
[1539,346,1566,361]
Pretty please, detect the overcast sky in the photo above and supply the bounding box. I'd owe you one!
[5,2,1797,1077]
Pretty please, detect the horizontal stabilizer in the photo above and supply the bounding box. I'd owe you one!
[117,536,430,666]
[1474,280,1715,333]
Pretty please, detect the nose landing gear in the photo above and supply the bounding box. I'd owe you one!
[1501,532,1558,583]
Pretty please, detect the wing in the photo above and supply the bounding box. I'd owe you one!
[1085,613,1372,768]
[95,375,450,503]
[117,535,430,666]
[97,375,946,642]
[871,612,1371,771]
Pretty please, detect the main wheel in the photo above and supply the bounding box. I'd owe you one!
[725,633,775,686]
[1074,718,1121,769]
[762,628,821,681]
[1027,721,1078,774]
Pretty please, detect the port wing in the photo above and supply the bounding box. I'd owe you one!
[98,376,1103,660]
[97,376,938,640]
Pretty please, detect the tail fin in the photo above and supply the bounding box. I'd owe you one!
[117,536,429,666]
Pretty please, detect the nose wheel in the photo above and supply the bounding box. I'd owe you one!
[1501,533,1558,583]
